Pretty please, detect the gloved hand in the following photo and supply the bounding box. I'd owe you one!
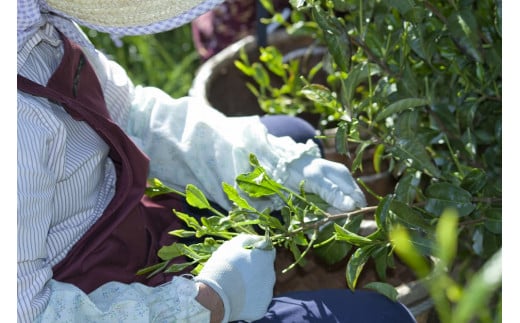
[284,154,367,212]
[194,234,276,322]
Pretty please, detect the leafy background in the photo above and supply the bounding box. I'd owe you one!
[84,25,200,98]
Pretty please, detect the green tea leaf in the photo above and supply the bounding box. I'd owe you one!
[289,0,306,10]
[301,84,340,108]
[373,144,385,173]
[253,62,271,88]
[346,245,376,290]
[174,211,202,231]
[375,195,393,231]
[389,225,430,278]
[388,0,415,16]
[391,139,441,178]
[136,261,168,276]
[260,46,286,78]
[312,6,351,72]
[460,168,487,194]
[258,212,285,230]
[288,240,306,267]
[245,82,260,97]
[185,184,212,209]
[351,141,371,172]
[165,261,197,274]
[145,178,181,197]
[334,122,349,155]
[394,110,421,140]
[259,0,274,13]
[372,244,390,281]
[222,182,256,210]
[234,60,255,77]
[315,215,364,264]
[364,282,398,302]
[157,243,189,261]
[168,229,196,238]
[249,154,262,167]
[425,182,475,217]
[236,167,284,198]
[394,171,421,204]
[334,223,372,247]
[200,216,225,231]
[341,63,380,108]
[484,207,502,234]
[375,98,429,122]
[314,238,352,265]
[448,9,482,62]
[389,200,431,231]
[435,208,459,266]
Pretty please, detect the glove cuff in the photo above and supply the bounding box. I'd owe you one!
[194,277,231,323]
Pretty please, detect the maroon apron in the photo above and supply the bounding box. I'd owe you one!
[17,33,186,293]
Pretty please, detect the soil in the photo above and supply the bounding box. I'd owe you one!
[273,246,416,295]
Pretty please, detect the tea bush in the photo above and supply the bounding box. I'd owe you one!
[90,1,502,321]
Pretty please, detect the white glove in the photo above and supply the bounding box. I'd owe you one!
[285,154,367,212]
[126,89,318,211]
[126,87,363,213]
[194,234,276,322]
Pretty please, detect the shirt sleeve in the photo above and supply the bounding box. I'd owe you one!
[35,277,210,323]
[124,86,321,211]
[17,94,61,322]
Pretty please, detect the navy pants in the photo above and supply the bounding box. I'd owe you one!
[245,289,416,323]
[192,115,417,322]
[260,115,325,157]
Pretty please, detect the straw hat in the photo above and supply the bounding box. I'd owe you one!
[45,0,225,33]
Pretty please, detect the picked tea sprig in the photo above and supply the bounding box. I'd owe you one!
[139,153,387,295]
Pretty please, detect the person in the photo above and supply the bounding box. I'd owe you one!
[191,0,289,60]
[17,0,417,322]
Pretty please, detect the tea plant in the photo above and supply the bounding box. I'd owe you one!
[227,0,502,321]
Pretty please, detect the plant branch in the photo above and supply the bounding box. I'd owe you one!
[271,205,379,242]
[348,35,393,76]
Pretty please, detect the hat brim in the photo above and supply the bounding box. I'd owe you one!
[47,0,224,29]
